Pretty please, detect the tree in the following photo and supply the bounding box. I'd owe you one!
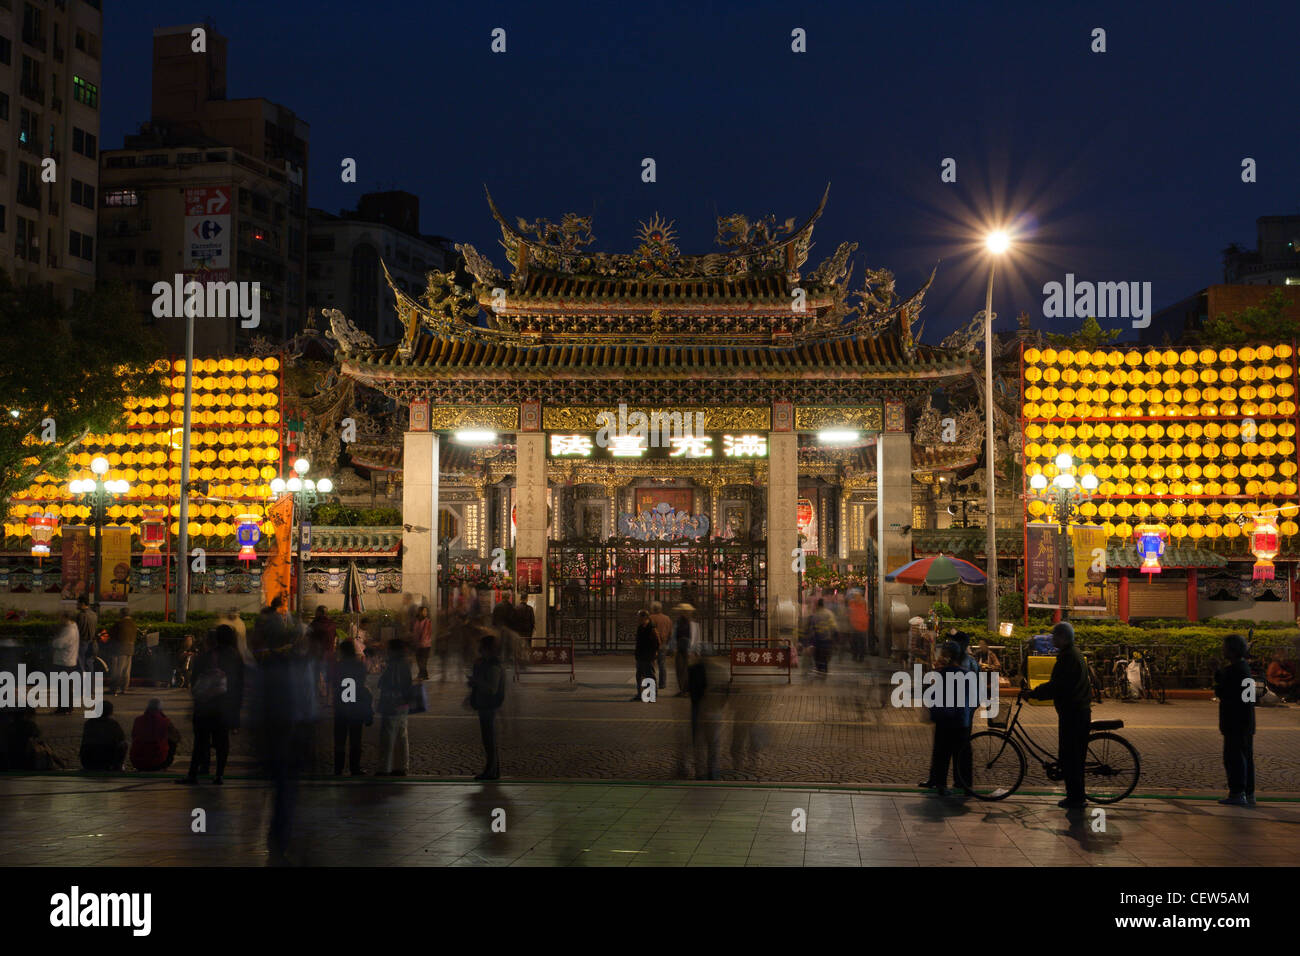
[1200,288,1296,345]
[0,272,167,518]
[1044,315,1124,348]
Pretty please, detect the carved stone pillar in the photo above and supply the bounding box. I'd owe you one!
[515,433,547,640]
[402,431,438,636]
[767,432,798,636]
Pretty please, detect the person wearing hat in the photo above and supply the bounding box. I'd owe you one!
[1024,621,1092,809]
[672,604,698,696]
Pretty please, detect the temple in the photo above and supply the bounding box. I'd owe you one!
[335,187,975,646]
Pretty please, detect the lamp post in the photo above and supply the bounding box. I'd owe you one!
[1028,453,1099,622]
[982,230,1011,634]
[270,457,333,616]
[69,456,131,611]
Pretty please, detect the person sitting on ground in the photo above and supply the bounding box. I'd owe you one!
[130,698,181,772]
[7,708,63,770]
[79,699,128,771]
[975,639,1001,672]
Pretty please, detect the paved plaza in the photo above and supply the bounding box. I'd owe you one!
[23,655,1300,794]
[0,775,1296,867]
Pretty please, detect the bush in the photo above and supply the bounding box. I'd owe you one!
[929,602,953,619]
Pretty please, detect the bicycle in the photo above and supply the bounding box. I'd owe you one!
[953,683,1141,803]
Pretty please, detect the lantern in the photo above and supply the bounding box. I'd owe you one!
[1249,516,1280,582]
[1132,523,1168,576]
[26,511,59,557]
[236,513,262,562]
[141,506,167,567]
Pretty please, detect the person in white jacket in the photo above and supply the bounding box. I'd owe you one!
[51,612,80,714]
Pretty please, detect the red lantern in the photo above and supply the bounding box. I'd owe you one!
[236,513,262,562]
[140,506,167,567]
[1132,523,1168,577]
[1250,516,1279,582]
[26,511,58,557]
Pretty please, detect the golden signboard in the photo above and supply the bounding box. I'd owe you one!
[795,405,884,432]
[542,406,770,431]
[428,405,520,431]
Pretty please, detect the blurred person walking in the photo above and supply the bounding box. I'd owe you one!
[413,605,433,681]
[51,611,79,714]
[469,634,505,780]
[177,625,245,786]
[649,601,672,691]
[688,634,725,780]
[511,593,536,669]
[333,639,371,776]
[130,699,181,772]
[1213,634,1256,806]
[672,603,699,696]
[376,639,412,776]
[75,596,98,672]
[1023,621,1092,809]
[918,639,977,796]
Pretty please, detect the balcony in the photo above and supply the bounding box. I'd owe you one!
[19,83,44,105]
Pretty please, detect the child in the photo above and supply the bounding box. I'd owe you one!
[1212,634,1255,806]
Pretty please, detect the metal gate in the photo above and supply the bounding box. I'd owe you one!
[548,540,766,651]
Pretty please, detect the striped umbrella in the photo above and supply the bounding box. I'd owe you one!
[884,553,987,587]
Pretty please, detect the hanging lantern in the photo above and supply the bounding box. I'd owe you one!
[1132,523,1168,576]
[26,511,59,557]
[236,513,262,562]
[140,506,167,567]
[1249,516,1280,582]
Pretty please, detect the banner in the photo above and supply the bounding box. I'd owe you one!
[1071,524,1108,613]
[184,185,231,277]
[1026,522,1061,609]
[98,526,133,606]
[61,526,92,601]
[262,496,294,609]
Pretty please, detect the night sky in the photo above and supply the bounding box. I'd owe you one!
[103,0,1300,341]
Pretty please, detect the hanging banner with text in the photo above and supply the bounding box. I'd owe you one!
[98,526,133,606]
[262,496,294,609]
[1070,524,1109,613]
[1026,522,1061,610]
[61,526,92,602]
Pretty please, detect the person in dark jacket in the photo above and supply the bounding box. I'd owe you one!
[176,626,245,785]
[672,604,696,696]
[632,609,659,701]
[79,699,128,771]
[108,609,138,695]
[333,639,370,776]
[919,641,977,796]
[376,639,412,776]
[1024,621,1092,809]
[130,699,180,771]
[308,606,337,663]
[468,634,504,780]
[1213,634,1256,806]
[75,596,98,672]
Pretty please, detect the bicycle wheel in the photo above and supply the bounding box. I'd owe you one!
[954,730,1026,801]
[1084,731,1140,803]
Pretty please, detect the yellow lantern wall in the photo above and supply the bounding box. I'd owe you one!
[11,354,284,550]
[1022,343,1300,557]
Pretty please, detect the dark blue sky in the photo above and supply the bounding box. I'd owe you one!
[104,0,1299,341]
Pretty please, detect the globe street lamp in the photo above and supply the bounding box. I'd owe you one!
[270,458,334,615]
[68,456,131,611]
[1028,453,1099,621]
[983,230,1011,633]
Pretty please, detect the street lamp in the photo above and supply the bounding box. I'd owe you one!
[269,457,334,615]
[68,457,131,611]
[983,229,1012,634]
[1028,454,1099,621]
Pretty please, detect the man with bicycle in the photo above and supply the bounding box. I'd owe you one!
[1024,621,1092,810]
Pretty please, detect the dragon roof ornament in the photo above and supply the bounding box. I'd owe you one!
[484,184,830,282]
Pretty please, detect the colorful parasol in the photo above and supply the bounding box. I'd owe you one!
[885,553,987,587]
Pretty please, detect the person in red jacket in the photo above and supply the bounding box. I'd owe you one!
[131,699,181,771]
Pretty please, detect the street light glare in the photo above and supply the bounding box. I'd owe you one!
[986,230,1011,254]
[1054,472,1075,489]
[1029,474,1048,490]
[293,458,310,475]
[270,477,287,494]
[1054,452,1074,471]
[91,456,109,475]
[317,478,333,494]
[1081,473,1100,491]
[287,477,303,492]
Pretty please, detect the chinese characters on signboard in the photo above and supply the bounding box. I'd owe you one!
[547,432,769,460]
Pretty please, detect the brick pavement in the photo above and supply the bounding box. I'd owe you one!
[21,654,1300,795]
[0,775,1296,867]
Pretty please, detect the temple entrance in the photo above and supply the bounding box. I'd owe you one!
[548,540,766,651]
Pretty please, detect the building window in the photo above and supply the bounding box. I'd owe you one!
[72,126,96,159]
[176,151,201,164]
[20,55,42,102]
[103,188,138,207]
[74,28,99,59]
[18,109,38,151]
[0,36,11,65]
[72,75,97,109]
[0,204,6,233]
[68,228,92,261]
[21,4,43,48]
[16,161,39,209]
[143,249,161,267]
[70,178,93,208]
[16,216,37,261]
[0,92,8,122]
